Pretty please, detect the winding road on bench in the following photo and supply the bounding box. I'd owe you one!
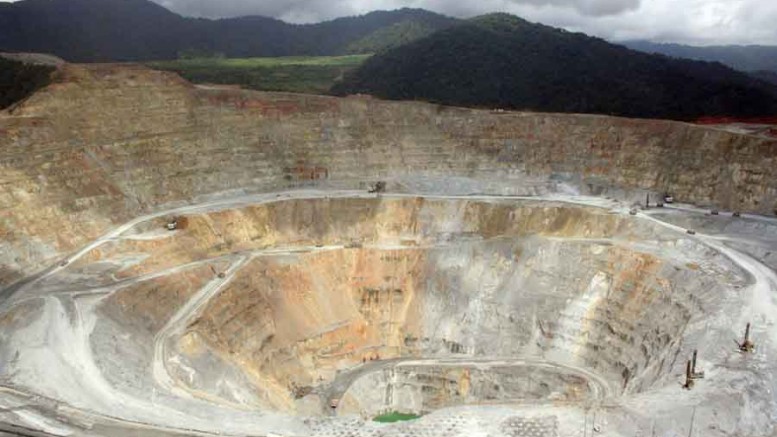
[0,189,775,437]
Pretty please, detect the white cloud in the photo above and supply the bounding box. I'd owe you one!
[506,0,641,17]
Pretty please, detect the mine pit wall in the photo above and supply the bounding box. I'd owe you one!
[69,198,738,412]
[48,264,226,401]
[173,239,724,412]
[0,197,746,417]
[65,198,651,284]
[1,63,775,287]
[337,363,595,417]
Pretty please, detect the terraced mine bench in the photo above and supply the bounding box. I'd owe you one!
[0,64,776,437]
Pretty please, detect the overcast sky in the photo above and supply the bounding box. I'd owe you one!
[2,0,777,45]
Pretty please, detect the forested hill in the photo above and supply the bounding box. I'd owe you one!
[332,14,777,120]
[623,41,777,74]
[0,0,457,62]
[752,71,777,86]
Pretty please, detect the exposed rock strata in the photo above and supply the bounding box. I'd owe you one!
[1,64,776,286]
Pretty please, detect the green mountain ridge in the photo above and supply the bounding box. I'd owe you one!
[0,0,457,62]
[623,41,777,74]
[752,70,777,86]
[346,18,455,54]
[332,14,777,120]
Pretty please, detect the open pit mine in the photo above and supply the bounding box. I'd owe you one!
[1,64,777,437]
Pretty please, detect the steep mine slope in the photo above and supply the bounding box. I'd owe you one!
[0,64,776,437]
[0,191,775,437]
[0,63,775,289]
[332,13,777,120]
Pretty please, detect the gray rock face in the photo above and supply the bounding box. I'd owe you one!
[1,64,776,288]
[0,65,775,437]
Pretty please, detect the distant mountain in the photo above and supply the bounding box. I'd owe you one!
[0,0,457,62]
[0,0,188,62]
[332,14,777,120]
[345,14,457,54]
[623,41,777,73]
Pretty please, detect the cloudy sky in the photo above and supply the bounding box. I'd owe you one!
[2,0,777,45]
